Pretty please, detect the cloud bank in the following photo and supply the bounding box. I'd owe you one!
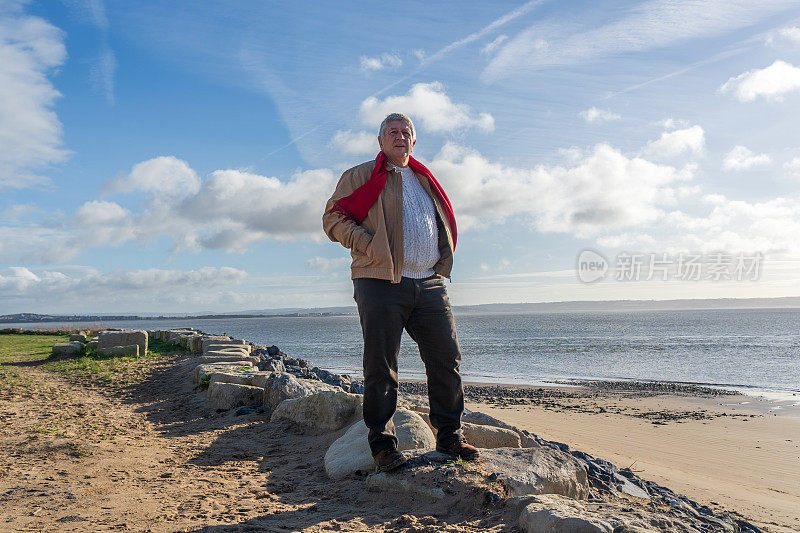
[0,3,69,189]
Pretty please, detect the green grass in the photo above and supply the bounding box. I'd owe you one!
[44,337,185,386]
[0,334,185,390]
[0,334,68,394]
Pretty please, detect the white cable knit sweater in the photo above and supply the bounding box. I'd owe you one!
[399,166,440,278]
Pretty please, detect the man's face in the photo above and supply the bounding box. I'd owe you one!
[378,120,415,166]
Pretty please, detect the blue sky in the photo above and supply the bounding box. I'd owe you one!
[2,0,800,314]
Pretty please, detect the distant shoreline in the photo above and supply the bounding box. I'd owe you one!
[4,295,800,323]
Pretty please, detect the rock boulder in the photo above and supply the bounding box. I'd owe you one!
[519,494,663,533]
[270,391,362,433]
[263,372,339,411]
[480,447,589,500]
[462,421,521,449]
[324,409,436,480]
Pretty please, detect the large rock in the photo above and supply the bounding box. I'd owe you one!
[69,334,87,343]
[98,344,139,357]
[51,342,84,357]
[480,447,589,500]
[519,494,662,533]
[258,359,285,373]
[197,355,260,365]
[263,372,339,410]
[204,343,252,355]
[324,409,436,480]
[270,391,362,433]
[462,421,521,449]
[193,363,255,383]
[207,382,263,410]
[98,330,148,357]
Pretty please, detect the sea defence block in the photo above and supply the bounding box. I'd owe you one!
[207,382,263,410]
[52,342,84,357]
[98,345,139,357]
[167,330,195,343]
[204,347,251,359]
[98,330,148,357]
[69,334,87,343]
[201,338,246,353]
[209,371,272,388]
[204,343,252,355]
[197,355,260,365]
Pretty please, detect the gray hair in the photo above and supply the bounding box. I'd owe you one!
[378,113,416,140]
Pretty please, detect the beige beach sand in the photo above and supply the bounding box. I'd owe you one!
[468,390,800,532]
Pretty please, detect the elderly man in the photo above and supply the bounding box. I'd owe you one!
[322,112,478,471]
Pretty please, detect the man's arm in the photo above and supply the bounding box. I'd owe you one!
[322,170,373,254]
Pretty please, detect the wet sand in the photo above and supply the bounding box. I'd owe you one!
[457,383,800,533]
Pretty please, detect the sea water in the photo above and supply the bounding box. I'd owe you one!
[8,308,800,399]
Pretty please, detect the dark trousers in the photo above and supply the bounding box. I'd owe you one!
[353,275,464,455]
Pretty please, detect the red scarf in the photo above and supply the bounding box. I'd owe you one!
[329,151,458,250]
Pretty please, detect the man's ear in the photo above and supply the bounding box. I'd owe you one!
[377,136,384,151]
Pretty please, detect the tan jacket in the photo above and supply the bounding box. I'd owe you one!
[322,160,454,283]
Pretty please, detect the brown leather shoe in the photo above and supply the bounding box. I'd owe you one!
[436,439,480,460]
[373,447,407,472]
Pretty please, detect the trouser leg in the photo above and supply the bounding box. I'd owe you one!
[404,275,464,446]
[354,277,412,455]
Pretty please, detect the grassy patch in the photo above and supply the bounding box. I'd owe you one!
[0,334,67,394]
[44,338,183,386]
[0,333,186,390]
[197,376,211,391]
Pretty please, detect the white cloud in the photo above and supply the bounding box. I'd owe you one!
[722,145,771,171]
[481,35,508,56]
[429,141,691,237]
[72,200,130,227]
[306,257,349,272]
[766,26,800,45]
[482,0,798,82]
[0,265,248,312]
[658,118,690,130]
[580,107,621,123]
[720,60,800,102]
[360,53,402,71]
[331,130,377,155]
[71,200,136,247]
[176,166,337,250]
[0,3,69,189]
[784,157,800,176]
[360,82,494,134]
[103,156,201,197]
[643,126,705,158]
